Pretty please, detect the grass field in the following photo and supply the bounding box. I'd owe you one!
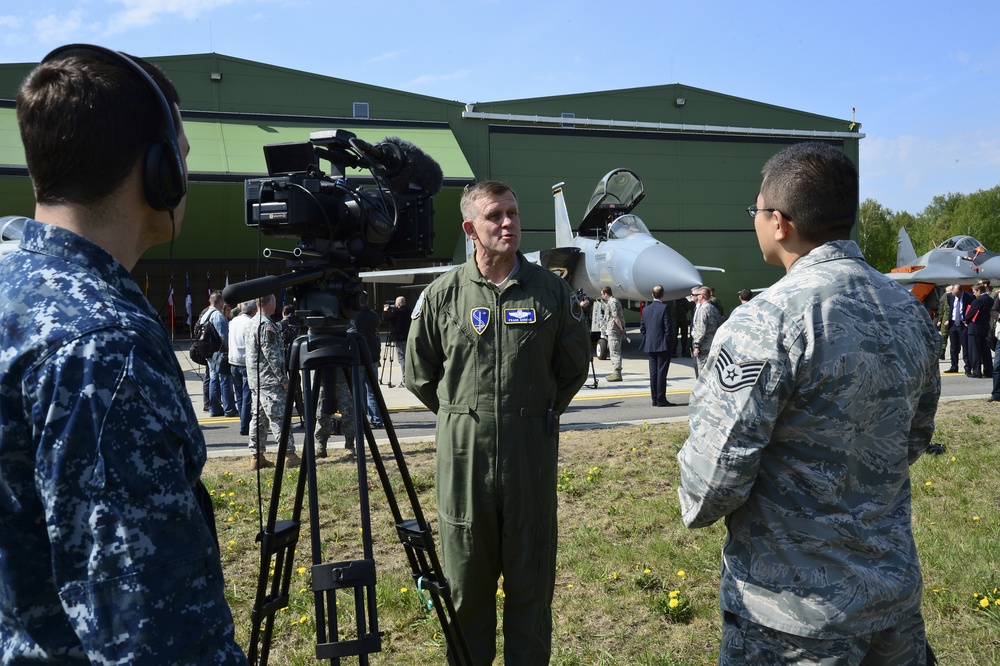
[205,399,1000,665]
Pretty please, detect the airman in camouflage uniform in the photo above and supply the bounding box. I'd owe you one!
[314,368,356,456]
[601,286,627,381]
[0,45,246,664]
[407,181,591,665]
[678,143,940,665]
[245,293,300,469]
[691,285,723,375]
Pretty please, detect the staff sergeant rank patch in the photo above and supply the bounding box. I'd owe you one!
[471,307,490,335]
[504,308,536,324]
[712,345,767,392]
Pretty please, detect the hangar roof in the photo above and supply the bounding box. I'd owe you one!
[0,105,475,185]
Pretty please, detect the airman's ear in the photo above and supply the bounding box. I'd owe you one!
[772,211,795,243]
[462,220,477,240]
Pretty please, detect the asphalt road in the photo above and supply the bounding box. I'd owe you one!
[182,341,994,462]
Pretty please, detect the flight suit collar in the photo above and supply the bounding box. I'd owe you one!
[787,240,864,276]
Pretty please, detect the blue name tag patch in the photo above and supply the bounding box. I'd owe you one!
[504,308,536,324]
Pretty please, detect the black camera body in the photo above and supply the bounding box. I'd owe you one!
[226,130,442,327]
[245,129,438,271]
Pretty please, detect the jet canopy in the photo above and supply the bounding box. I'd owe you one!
[937,235,984,252]
[579,168,646,238]
[608,214,651,240]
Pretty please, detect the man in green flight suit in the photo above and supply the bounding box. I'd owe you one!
[406,181,591,665]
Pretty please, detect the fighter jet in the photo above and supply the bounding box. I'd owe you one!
[524,168,707,303]
[886,227,1000,306]
[888,227,1000,288]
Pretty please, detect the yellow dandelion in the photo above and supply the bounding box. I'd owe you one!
[669,590,679,598]
[980,598,990,608]
[644,568,651,574]
[401,587,408,593]
[677,570,686,577]
[669,598,679,608]
[611,571,619,580]
[297,567,307,574]
[567,584,574,589]
[299,615,308,623]
[973,516,980,521]
[924,481,932,486]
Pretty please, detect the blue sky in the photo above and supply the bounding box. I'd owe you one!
[2,0,998,215]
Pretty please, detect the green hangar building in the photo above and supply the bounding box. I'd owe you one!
[0,53,862,325]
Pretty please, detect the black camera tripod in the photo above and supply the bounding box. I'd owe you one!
[247,327,472,665]
[378,336,397,388]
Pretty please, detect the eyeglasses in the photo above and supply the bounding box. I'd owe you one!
[746,205,780,218]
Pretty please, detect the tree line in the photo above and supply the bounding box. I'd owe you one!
[858,184,1000,274]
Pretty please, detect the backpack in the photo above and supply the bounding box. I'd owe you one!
[189,317,222,366]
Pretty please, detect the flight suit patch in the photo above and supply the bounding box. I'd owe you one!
[471,307,490,335]
[504,308,536,324]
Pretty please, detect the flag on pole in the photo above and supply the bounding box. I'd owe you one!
[184,272,193,326]
[167,275,175,336]
[225,271,230,289]
[206,271,211,304]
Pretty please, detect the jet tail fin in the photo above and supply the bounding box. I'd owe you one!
[552,182,574,247]
[897,227,918,268]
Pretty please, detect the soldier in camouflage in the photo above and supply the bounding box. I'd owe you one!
[314,368,356,457]
[406,181,591,665]
[245,293,300,469]
[677,143,940,665]
[601,286,628,381]
[0,45,246,663]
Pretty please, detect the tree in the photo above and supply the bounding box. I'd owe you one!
[858,198,897,272]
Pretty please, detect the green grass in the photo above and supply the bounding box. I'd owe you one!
[205,400,1000,665]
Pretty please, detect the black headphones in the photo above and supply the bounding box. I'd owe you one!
[41,44,186,212]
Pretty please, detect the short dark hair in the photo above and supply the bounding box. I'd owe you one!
[738,288,753,302]
[760,142,858,245]
[17,50,180,206]
[460,181,517,220]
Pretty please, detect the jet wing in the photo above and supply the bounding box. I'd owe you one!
[358,265,456,284]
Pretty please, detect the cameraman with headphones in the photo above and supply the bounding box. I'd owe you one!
[0,46,247,663]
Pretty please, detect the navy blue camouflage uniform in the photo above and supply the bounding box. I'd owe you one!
[0,220,246,664]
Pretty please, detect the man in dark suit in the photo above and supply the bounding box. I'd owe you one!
[966,283,994,378]
[945,284,973,373]
[640,285,674,406]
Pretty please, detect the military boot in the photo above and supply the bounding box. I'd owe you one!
[285,451,302,468]
[606,369,623,382]
[316,440,328,458]
[250,453,273,470]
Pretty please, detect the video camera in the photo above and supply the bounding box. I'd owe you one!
[225,130,443,324]
[245,129,442,270]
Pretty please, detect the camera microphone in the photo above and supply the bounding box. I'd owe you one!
[353,136,444,195]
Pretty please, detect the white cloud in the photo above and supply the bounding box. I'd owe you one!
[102,0,239,35]
[368,51,400,64]
[34,10,90,44]
[404,69,471,88]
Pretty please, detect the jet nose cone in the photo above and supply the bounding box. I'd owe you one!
[633,244,703,301]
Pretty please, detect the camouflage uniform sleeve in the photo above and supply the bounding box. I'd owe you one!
[552,286,592,414]
[907,352,941,465]
[677,304,799,528]
[405,290,443,414]
[28,333,246,664]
